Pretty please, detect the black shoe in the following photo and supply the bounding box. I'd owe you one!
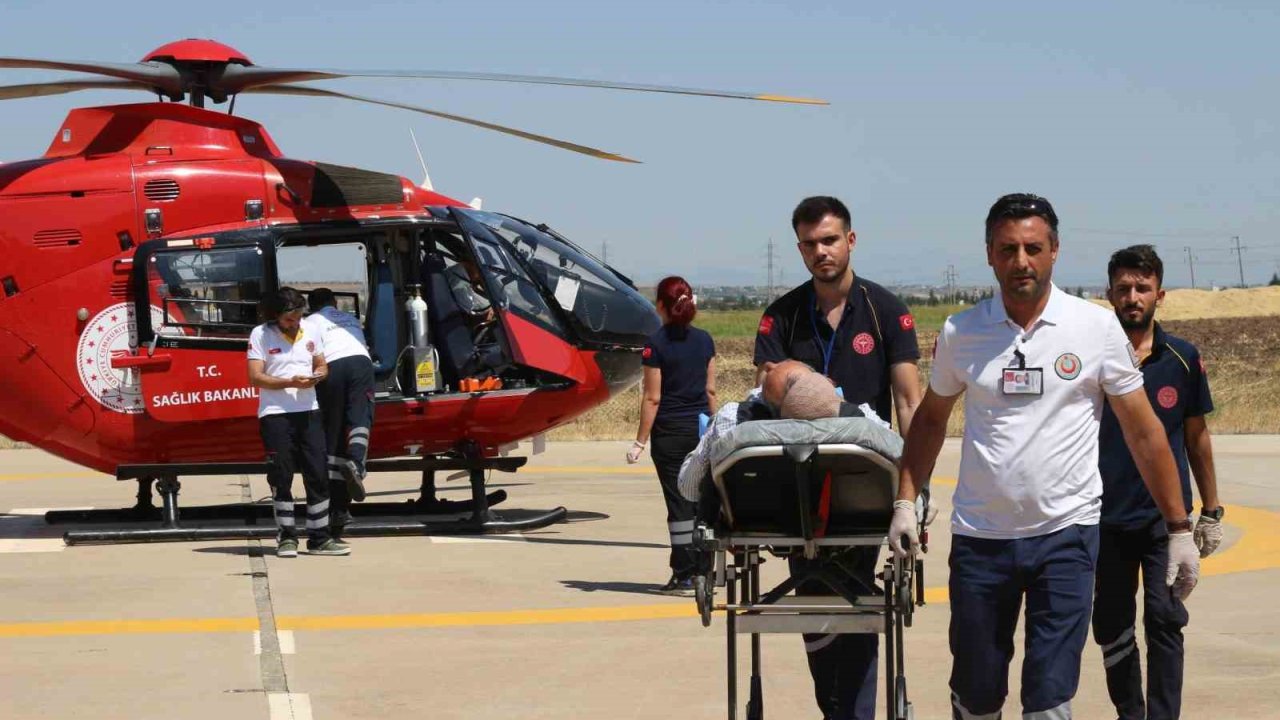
[659,574,695,597]
[337,459,367,502]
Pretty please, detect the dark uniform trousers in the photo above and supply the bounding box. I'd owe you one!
[649,429,700,578]
[790,549,880,720]
[949,524,1099,719]
[259,410,332,547]
[1092,520,1189,720]
[316,355,375,518]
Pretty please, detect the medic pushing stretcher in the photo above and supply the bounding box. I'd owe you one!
[687,416,927,720]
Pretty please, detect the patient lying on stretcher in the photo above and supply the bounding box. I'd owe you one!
[675,361,896,505]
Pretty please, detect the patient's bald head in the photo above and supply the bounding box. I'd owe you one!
[762,360,813,408]
[779,372,842,420]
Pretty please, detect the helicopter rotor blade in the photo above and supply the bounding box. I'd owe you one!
[0,78,153,101]
[242,84,641,163]
[221,65,827,105]
[0,58,182,96]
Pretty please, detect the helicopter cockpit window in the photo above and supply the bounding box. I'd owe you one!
[277,242,369,319]
[148,245,265,338]
[456,209,658,346]
[449,222,565,335]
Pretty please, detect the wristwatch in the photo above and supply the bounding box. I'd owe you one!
[1165,517,1193,533]
[1200,506,1225,521]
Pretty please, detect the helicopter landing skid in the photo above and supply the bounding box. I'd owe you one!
[57,455,568,545]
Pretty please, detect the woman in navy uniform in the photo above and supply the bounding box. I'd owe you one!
[628,276,717,594]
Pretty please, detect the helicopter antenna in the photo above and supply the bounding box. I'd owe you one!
[409,128,433,190]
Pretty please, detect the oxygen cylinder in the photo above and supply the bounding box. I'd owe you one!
[404,289,439,393]
[406,291,429,348]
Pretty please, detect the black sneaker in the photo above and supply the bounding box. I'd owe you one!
[659,574,695,597]
[337,459,367,502]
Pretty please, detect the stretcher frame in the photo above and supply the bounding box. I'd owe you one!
[693,443,924,720]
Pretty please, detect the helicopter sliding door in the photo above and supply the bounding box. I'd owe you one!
[131,235,274,422]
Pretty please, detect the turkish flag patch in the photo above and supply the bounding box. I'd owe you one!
[306,341,316,353]
[899,314,915,331]
[268,348,282,355]
[758,316,774,336]
[641,346,653,359]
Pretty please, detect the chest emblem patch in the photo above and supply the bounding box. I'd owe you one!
[852,332,876,355]
[1157,385,1178,409]
[1054,352,1082,380]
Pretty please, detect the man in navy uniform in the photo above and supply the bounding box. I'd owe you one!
[754,195,922,720]
[1094,245,1223,720]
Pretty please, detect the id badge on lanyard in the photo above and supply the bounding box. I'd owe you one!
[1001,348,1043,396]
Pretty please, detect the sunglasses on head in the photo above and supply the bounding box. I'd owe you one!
[988,194,1058,230]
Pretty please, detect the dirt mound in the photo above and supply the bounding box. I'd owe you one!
[1092,286,1280,321]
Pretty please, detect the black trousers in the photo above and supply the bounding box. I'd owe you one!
[1093,520,1189,720]
[259,410,332,547]
[649,429,700,578]
[790,548,881,720]
[316,355,375,514]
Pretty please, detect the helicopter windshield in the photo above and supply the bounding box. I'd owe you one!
[453,209,659,347]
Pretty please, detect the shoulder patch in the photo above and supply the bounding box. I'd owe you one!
[641,346,653,360]
[758,316,774,336]
[899,314,915,331]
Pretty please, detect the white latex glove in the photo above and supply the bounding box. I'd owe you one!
[1194,514,1223,558]
[1166,531,1200,601]
[625,440,646,464]
[888,500,919,560]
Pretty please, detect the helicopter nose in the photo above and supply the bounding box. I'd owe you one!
[592,348,646,397]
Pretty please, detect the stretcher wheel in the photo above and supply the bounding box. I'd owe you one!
[694,574,713,627]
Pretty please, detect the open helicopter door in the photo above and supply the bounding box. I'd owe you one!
[130,234,274,422]
[447,208,593,387]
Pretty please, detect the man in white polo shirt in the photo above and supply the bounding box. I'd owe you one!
[247,287,350,557]
[888,194,1199,719]
[306,288,375,525]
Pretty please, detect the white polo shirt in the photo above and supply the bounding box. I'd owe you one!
[247,323,326,418]
[930,284,1143,539]
[303,307,370,364]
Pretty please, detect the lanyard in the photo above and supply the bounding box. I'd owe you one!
[808,291,838,377]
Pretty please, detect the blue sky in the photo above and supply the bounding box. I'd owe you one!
[1,1,1277,289]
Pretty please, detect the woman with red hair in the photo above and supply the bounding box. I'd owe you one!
[627,276,717,594]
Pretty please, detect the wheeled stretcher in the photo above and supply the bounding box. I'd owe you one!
[691,427,926,720]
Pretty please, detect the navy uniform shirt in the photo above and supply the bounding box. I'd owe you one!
[642,324,716,435]
[754,276,920,425]
[1098,323,1213,528]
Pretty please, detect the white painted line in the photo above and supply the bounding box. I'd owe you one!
[429,534,527,544]
[254,630,296,655]
[267,693,312,720]
[0,538,66,553]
